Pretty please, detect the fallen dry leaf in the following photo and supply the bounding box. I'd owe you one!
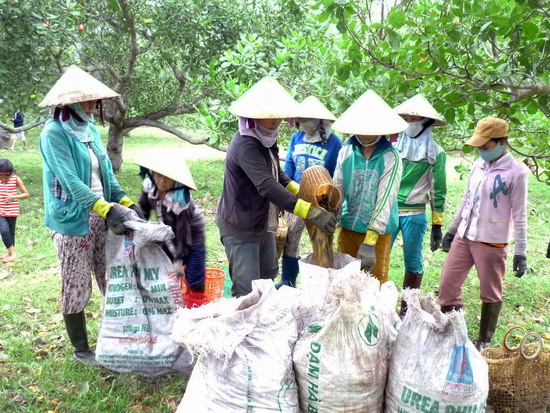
[23,297,33,303]
[49,399,60,407]
[28,386,40,393]
[26,307,42,315]
[35,349,49,358]
[9,394,27,405]
[37,396,46,402]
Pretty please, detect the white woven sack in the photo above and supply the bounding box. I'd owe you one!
[293,267,390,413]
[174,280,300,413]
[96,206,193,377]
[385,290,489,412]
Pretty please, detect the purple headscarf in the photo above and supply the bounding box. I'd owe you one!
[238,117,279,148]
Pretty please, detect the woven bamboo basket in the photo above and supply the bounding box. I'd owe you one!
[298,166,341,268]
[481,326,550,412]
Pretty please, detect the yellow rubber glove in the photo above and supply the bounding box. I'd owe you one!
[363,230,380,246]
[293,199,311,219]
[92,199,113,219]
[432,211,444,226]
[118,196,135,208]
[286,181,300,196]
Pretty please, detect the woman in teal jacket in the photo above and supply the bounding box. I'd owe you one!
[332,90,407,284]
[38,66,143,366]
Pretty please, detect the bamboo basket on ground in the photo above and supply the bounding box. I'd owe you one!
[481,326,550,412]
[298,166,341,268]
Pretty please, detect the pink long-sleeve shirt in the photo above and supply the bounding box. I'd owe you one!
[448,152,528,256]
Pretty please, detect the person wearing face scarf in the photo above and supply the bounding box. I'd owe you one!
[38,66,144,366]
[216,78,338,297]
[438,117,528,351]
[135,151,207,308]
[278,96,342,288]
[392,94,447,317]
[332,90,406,283]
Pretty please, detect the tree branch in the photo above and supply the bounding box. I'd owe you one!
[121,118,227,151]
[0,118,47,133]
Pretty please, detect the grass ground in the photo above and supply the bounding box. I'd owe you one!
[0,127,548,412]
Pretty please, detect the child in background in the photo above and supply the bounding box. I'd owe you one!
[135,152,208,308]
[0,159,30,262]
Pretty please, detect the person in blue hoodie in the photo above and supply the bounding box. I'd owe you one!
[278,96,342,287]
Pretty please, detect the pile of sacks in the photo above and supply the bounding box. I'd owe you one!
[172,253,489,412]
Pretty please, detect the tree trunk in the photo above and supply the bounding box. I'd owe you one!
[107,124,125,171]
[0,129,13,149]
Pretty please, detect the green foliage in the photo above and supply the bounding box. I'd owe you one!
[312,0,549,181]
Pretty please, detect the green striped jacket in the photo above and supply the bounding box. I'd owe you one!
[333,136,403,235]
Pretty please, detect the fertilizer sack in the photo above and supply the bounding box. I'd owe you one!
[385,290,489,413]
[293,253,398,412]
[173,280,299,413]
[96,206,193,377]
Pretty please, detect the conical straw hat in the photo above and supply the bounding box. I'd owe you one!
[298,96,336,121]
[332,90,408,135]
[394,94,446,126]
[132,149,197,191]
[39,65,119,107]
[228,77,300,119]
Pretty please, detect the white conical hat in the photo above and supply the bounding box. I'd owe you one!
[133,149,197,191]
[297,96,336,121]
[228,77,300,119]
[39,65,119,107]
[394,94,446,126]
[332,90,408,135]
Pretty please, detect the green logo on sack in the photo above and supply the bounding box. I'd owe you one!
[308,324,323,333]
[358,309,379,346]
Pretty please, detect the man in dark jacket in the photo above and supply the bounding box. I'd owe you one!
[10,109,26,150]
[217,77,338,297]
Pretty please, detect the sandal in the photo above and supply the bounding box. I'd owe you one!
[2,256,15,263]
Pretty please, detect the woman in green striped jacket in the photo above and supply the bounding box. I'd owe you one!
[332,90,406,284]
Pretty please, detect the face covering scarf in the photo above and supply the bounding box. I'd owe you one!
[396,125,439,164]
[478,143,505,162]
[238,117,279,148]
[298,118,332,144]
[55,103,95,143]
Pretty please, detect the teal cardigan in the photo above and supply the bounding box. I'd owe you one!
[39,119,126,235]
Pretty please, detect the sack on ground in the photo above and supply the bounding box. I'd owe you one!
[385,290,489,412]
[293,253,393,412]
[173,280,299,413]
[96,206,193,377]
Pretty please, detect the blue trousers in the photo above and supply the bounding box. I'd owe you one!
[0,216,16,249]
[391,213,427,273]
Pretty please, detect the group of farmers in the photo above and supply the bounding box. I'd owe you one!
[37,68,527,366]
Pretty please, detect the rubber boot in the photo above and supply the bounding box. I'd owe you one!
[440,304,464,313]
[474,301,502,351]
[275,256,300,289]
[399,271,423,318]
[63,312,98,366]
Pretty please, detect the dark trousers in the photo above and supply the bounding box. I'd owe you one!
[0,216,16,249]
[220,230,278,298]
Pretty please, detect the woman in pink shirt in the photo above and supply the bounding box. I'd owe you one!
[438,117,527,351]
